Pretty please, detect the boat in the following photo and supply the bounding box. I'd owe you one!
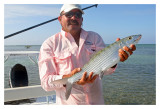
[4,51,56,105]
[25,45,31,49]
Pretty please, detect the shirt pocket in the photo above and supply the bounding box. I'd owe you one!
[54,51,72,75]
[84,45,96,61]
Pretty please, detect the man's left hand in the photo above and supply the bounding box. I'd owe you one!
[116,38,136,62]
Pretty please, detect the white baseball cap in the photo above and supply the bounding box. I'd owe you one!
[60,4,84,14]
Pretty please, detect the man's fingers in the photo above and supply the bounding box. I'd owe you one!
[116,36,136,62]
[63,68,81,79]
[81,72,87,82]
[119,45,136,62]
[119,53,125,62]
[71,68,81,75]
[90,75,98,83]
[87,72,93,81]
[87,72,98,83]
[119,49,128,61]
[130,44,136,51]
[123,46,133,55]
[77,72,87,85]
[77,72,98,85]
[116,38,120,41]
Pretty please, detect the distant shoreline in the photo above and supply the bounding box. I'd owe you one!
[4,44,156,46]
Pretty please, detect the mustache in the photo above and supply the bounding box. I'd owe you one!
[68,20,79,25]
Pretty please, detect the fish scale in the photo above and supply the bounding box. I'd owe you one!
[83,45,119,74]
[51,34,142,100]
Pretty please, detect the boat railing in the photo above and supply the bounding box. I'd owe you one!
[4,85,56,103]
[4,51,39,64]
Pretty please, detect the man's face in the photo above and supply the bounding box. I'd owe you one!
[58,9,83,34]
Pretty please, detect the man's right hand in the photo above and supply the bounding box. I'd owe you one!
[62,68,81,78]
[62,68,98,85]
[76,72,98,85]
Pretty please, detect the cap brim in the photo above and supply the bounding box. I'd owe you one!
[64,8,84,14]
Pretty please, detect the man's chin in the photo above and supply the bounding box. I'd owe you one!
[68,26,81,32]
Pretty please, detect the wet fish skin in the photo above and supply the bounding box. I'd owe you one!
[52,34,142,100]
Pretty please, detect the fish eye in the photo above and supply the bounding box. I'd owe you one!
[128,36,132,40]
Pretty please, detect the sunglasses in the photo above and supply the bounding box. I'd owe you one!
[61,11,82,19]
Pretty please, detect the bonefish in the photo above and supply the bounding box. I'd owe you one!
[51,34,142,100]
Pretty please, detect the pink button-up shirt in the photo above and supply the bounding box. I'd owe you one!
[38,29,116,105]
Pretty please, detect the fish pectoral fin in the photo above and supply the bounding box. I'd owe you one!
[65,81,73,100]
[99,71,104,79]
[99,66,107,79]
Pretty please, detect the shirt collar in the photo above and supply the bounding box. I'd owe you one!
[61,29,70,37]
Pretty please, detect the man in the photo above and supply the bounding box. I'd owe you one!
[38,4,136,105]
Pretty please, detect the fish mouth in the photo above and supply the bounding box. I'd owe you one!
[134,35,142,42]
[137,35,142,40]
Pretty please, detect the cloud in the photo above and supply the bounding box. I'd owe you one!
[4,4,61,18]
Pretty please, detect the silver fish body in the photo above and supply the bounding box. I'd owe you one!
[52,34,142,100]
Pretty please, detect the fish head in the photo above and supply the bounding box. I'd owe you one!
[121,34,142,46]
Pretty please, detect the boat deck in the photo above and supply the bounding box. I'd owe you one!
[4,85,56,105]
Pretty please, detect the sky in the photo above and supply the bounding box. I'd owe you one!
[4,4,156,45]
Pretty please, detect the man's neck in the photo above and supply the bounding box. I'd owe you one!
[62,28,81,47]
[70,31,81,47]
[72,33,80,47]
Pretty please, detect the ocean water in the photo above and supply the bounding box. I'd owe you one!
[4,44,156,105]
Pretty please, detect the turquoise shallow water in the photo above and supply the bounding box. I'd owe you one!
[103,44,156,104]
[4,44,156,104]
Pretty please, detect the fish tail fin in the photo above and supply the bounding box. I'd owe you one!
[65,80,73,100]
